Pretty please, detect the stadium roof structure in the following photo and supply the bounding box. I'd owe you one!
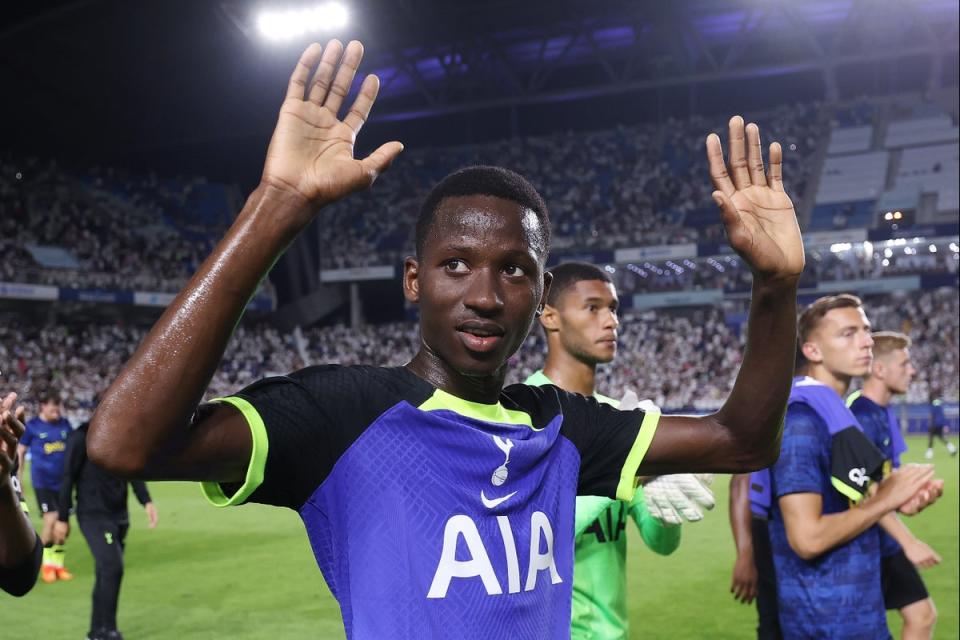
[1,0,957,179]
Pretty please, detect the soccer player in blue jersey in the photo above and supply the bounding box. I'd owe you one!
[89,40,807,638]
[526,262,714,639]
[1,391,42,597]
[770,295,941,639]
[849,332,939,640]
[16,389,74,583]
[925,386,957,459]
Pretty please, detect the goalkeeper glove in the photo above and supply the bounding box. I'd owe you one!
[642,473,716,525]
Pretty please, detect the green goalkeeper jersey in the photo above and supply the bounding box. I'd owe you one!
[525,370,681,640]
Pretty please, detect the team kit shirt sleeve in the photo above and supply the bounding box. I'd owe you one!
[199,365,372,510]
[549,388,661,501]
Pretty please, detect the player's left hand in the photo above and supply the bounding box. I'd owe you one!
[145,502,159,529]
[706,117,805,284]
[642,473,716,525]
[53,520,70,543]
[898,477,944,515]
[903,538,941,569]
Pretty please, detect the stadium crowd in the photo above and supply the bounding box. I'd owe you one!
[2,102,821,290]
[2,290,955,425]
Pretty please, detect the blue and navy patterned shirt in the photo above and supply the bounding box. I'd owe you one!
[769,402,889,639]
[20,416,71,490]
[200,365,659,639]
[849,394,902,557]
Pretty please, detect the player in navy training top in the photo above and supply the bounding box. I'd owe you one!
[89,40,810,639]
[16,389,74,582]
[849,331,939,639]
[770,295,940,639]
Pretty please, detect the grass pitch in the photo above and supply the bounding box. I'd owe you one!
[9,437,958,638]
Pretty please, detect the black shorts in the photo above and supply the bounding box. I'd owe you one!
[34,488,59,515]
[881,550,929,610]
[929,425,945,436]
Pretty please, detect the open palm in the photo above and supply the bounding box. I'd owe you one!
[706,117,805,282]
[262,40,403,208]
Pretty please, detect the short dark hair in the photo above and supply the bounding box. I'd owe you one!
[546,262,612,307]
[37,389,60,406]
[415,165,550,258]
[796,294,863,372]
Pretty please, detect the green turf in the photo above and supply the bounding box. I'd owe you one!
[8,437,958,638]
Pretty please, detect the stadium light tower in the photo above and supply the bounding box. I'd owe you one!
[256,3,348,41]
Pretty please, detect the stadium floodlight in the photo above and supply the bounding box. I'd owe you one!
[929,244,937,253]
[830,242,852,254]
[257,3,348,41]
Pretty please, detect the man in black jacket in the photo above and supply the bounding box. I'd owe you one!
[56,422,158,640]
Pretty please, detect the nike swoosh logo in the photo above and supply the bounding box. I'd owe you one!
[481,490,517,509]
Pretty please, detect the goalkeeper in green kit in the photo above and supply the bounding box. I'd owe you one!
[525,262,715,638]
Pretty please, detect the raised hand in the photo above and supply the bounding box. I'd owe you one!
[706,116,805,283]
[261,40,404,209]
[0,392,26,489]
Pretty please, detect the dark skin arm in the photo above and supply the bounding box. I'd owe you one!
[0,393,37,569]
[640,117,804,474]
[87,40,403,480]
[729,473,758,604]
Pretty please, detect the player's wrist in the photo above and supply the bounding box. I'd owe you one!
[751,273,800,296]
[246,181,320,236]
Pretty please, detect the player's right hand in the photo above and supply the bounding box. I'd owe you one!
[261,40,404,212]
[874,464,935,512]
[730,551,758,604]
[903,538,941,569]
[0,392,26,488]
[53,520,70,544]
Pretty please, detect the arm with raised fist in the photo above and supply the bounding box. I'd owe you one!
[88,40,403,482]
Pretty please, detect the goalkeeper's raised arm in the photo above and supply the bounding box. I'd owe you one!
[87,41,403,480]
[639,116,805,475]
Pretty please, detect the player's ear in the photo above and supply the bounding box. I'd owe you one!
[539,304,561,331]
[540,270,553,310]
[403,256,420,303]
[801,341,822,364]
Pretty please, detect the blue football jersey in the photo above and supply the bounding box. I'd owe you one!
[21,417,71,490]
[200,366,659,639]
[769,402,889,639]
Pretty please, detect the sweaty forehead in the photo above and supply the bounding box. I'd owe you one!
[427,195,546,256]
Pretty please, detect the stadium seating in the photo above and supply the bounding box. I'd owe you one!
[3,291,955,424]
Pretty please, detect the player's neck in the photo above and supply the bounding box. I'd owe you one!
[862,379,893,407]
[406,348,506,405]
[806,364,851,399]
[542,348,597,397]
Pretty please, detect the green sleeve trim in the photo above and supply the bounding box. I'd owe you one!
[200,396,269,507]
[615,410,661,501]
[830,476,864,503]
[845,390,861,408]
